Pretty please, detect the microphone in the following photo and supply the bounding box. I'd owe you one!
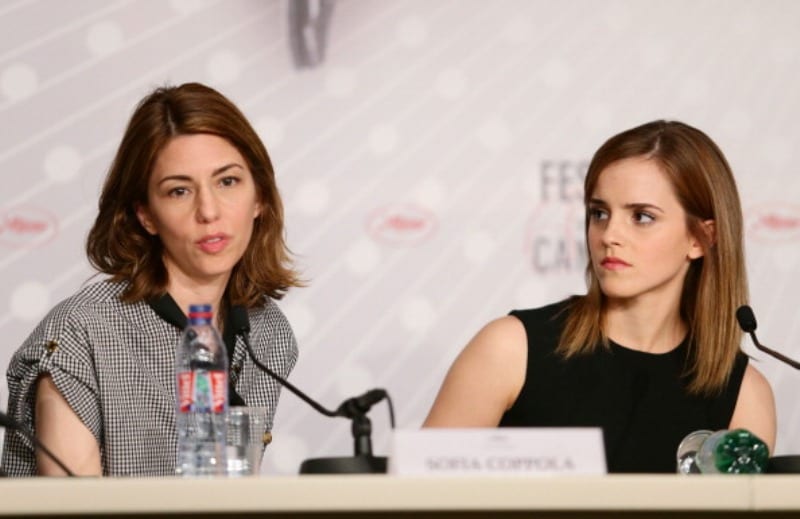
[336,389,388,419]
[229,307,395,473]
[736,305,800,369]
[0,410,76,477]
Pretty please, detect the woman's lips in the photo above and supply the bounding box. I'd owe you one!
[601,257,631,270]
[196,234,229,253]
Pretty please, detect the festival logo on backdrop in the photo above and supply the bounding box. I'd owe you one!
[746,203,800,243]
[367,203,437,246]
[527,160,588,273]
[0,206,58,249]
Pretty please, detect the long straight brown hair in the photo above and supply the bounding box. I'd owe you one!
[558,120,747,396]
[86,83,301,306]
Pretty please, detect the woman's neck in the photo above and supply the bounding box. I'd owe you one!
[603,295,687,353]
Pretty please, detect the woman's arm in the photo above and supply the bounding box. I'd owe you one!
[423,315,528,427]
[728,364,777,453]
[35,375,102,476]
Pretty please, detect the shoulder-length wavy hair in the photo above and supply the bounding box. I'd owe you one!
[86,82,301,306]
[559,120,747,396]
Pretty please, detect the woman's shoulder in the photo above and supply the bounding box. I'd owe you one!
[248,296,292,329]
[8,280,129,379]
[247,297,298,354]
[30,279,128,334]
[509,296,575,331]
[64,279,127,306]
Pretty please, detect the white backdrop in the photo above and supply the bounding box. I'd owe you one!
[2,0,800,475]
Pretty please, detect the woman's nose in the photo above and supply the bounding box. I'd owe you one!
[599,215,623,247]
[195,187,220,223]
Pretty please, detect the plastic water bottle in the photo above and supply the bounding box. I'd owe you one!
[677,428,769,474]
[175,304,229,476]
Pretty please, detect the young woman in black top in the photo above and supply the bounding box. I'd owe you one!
[424,120,776,472]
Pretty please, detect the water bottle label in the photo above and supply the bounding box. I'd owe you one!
[177,370,227,413]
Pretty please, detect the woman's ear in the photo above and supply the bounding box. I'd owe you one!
[688,219,715,260]
[135,203,158,235]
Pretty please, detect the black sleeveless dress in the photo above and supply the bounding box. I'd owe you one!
[499,299,748,473]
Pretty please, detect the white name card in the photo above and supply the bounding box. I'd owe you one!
[389,428,606,476]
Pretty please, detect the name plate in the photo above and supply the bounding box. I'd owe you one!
[389,428,606,476]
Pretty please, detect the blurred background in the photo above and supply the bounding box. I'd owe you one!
[1,0,799,475]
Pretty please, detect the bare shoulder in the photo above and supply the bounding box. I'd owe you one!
[739,363,776,410]
[467,315,528,358]
[443,314,529,391]
[729,363,776,452]
[423,315,528,427]
[742,363,772,391]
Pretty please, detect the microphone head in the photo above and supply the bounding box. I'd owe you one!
[736,305,758,333]
[230,306,251,334]
[0,410,15,428]
[336,389,387,418]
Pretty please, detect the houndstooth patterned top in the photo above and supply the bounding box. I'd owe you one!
[1,280,298,476]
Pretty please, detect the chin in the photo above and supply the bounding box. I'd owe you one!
[597,283,639,301]
[194,261,238,279]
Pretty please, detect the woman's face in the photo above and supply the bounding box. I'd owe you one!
[135,133,261,288]
[587,157,705,306]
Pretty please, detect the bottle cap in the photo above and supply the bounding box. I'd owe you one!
[712,428,769,474]
[188,304,213,324]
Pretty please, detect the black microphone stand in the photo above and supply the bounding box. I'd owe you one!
[298,389,394,474]
[240,331,394,474]
[300,414,386,474]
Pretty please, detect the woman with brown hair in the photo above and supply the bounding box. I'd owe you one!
[424,120,776,473]
[1,83,301,476]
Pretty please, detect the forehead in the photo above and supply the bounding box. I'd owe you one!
[591,157,678,203]
[151,133,245,177]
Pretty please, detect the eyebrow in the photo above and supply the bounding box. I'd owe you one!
[588,198,665,213]
[156,163,244,186]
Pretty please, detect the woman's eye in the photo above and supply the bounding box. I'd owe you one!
[634,211,655,224]
[168,187,189,198]
[219,176,239,187]
[588,208,608,221]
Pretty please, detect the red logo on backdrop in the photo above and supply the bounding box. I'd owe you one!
[367,204,437,246]
[0,206,58,248]
[746,203,800,243]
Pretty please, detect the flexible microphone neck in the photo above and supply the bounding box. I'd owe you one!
[736,305,800,370]
[0,411,76,477]
[232,307,395,425]
[241,331,339,417]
